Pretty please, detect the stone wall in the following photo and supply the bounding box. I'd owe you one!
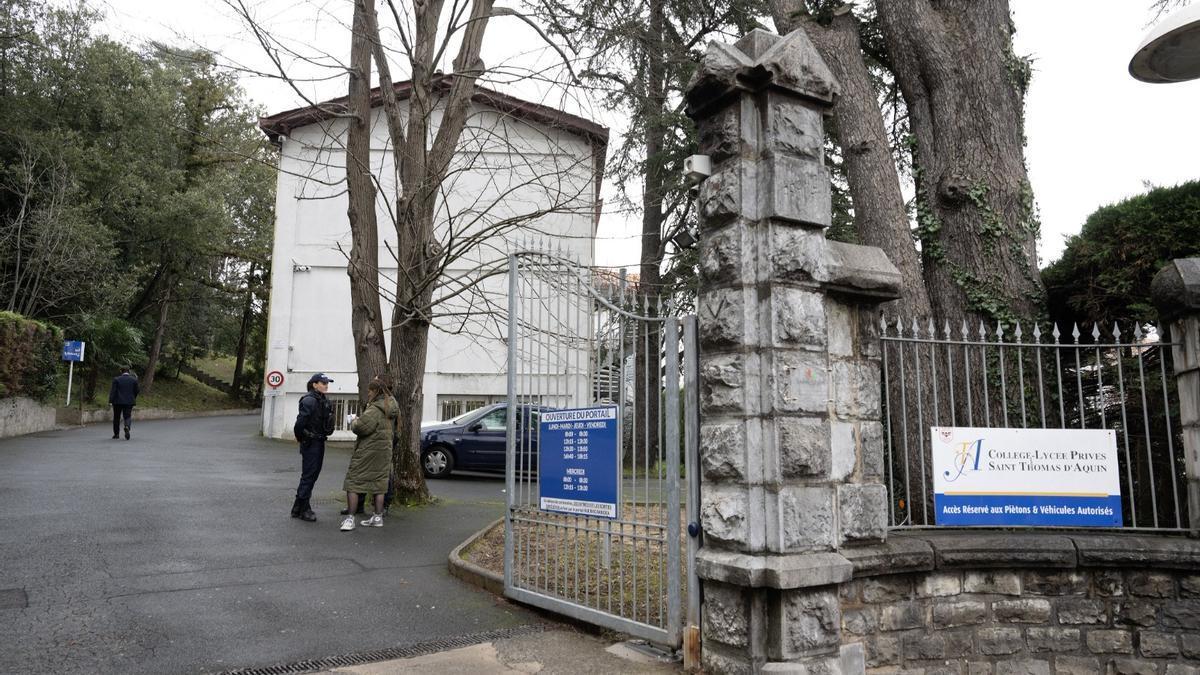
[0,398,259,440]
[0,397,58,439]
[839,533,1200,674]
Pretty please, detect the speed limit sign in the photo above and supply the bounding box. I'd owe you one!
[266,370,285,389]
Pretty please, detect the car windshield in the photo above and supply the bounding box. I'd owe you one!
[448,407,488,424]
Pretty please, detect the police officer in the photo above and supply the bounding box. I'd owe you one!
[291,373,335,522]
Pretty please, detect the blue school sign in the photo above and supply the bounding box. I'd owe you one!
[62,341,85,362]
[538,406,620,518]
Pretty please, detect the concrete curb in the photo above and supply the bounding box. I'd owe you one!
[447,516,505,595]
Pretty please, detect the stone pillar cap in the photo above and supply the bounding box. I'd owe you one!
[686,27,839,119]
[1151,258,1200,322]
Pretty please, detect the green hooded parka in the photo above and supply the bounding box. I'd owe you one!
[343,394,398,494]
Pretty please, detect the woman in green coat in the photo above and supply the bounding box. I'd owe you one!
[340,379,399,531]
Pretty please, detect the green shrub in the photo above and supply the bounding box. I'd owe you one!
[1043,180,1200,326]
[0,311,63,401]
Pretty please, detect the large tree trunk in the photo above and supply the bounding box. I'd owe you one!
[875,0,1043,323]
[142,284,172,392]
[345,0,390,402]
[388,311,433,504]
[231,262,257,398]
[386,211,435,503]
[634,0,664,464]
[770,4,931,318]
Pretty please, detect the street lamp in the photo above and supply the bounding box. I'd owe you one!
[1130,3,1200,83]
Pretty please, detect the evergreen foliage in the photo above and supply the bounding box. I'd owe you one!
[0,311,62,400]
[1042,181,1200,326]
[0,1,274,400]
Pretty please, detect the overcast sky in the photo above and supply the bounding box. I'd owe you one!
[95,0,1200,270]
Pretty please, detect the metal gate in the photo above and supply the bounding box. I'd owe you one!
[881,317,1188,532]
[503,249,700,648]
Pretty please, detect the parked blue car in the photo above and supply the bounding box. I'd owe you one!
[419,403,552,478]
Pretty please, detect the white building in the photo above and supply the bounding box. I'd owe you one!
[257,80,608,439]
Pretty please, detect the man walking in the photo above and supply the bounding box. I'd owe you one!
[292,373,335,522]
[109,366,139,440]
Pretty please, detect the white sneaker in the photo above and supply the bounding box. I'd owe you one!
[339,516,355,531]
[360,514,383,528]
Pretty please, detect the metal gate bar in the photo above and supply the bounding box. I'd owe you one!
[503,248,694,647]
[881,317,1187,532]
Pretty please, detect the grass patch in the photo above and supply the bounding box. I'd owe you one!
[192,354,237,383]
[56,370,251,412]
[622,459,686,480]
[465,505,687,629]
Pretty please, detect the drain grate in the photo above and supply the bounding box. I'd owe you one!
[0,588,28,610]
[220,624,545,675]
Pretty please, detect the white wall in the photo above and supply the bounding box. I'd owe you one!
[261,98,600,439]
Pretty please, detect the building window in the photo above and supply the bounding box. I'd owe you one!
[329,396,362,432]
[437,395,496,422]
[435,394,544,421]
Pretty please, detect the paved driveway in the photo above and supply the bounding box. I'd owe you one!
[0,415,538,674]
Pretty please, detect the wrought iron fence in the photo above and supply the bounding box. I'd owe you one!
[881,317,1187,532]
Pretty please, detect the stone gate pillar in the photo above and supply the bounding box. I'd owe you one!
[686,29,901,673]
[1152,258,1200,536]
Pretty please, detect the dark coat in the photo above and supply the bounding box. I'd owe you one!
[109,373,140,406]
[294,390,334,441]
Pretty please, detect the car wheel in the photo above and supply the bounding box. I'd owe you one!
[422,445,454,478]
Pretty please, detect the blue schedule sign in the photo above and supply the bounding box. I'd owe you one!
[539,406,620,518]
[62,341,85,362]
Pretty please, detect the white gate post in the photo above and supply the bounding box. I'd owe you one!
[1152,258,1200,536]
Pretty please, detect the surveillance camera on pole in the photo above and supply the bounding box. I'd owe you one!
[682,155,711,186]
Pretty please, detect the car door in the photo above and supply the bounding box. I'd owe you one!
[517,407,542,474]
[460,406,508,470]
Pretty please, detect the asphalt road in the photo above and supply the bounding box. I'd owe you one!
[0,415,540,674]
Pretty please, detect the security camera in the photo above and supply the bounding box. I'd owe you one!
[683,154,712,185]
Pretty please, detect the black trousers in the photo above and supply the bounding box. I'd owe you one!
[112,405,133,436]
[295,438,326,502]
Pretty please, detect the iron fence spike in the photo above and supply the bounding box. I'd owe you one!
[1032,323,1042,341]
[1091,323,1101,340]
[1112,322,1122,339]
[1134,322,1143,339]
[911,316,920,338]
[1071,322,1081,342]
[961,318,969,340]
[943,318,951,339]
[1014,321,1023,339]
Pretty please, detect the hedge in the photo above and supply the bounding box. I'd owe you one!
[0,311,63,401]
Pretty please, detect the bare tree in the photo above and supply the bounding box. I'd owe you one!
[237,0,602,503]
[0,142,113,320]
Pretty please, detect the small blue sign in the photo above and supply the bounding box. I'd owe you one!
[539,406,620,518]
[62,341,85,362]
